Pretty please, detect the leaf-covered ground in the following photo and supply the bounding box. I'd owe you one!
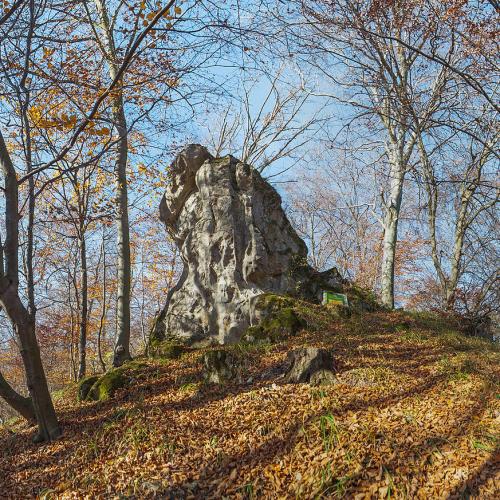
[1,308,499,499]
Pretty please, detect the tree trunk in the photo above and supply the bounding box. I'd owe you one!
[380,158,405,309]
[416,134,449,306]
[113,101,132,367]
[446,201,469,309]
[77,233,88,379]
[93,0,131,367]
[97,234,107,373]
[0,370,36,424]
[17,311,61,441]
[0,130,60,442]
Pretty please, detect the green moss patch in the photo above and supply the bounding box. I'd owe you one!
[252,293,297,314]
[244,294,307,343]
[77,375,100,402]
[83,361,148,402]
[149,340,186,359]
[86,369,128,402]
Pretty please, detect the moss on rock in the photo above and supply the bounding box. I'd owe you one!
[244,294,307,343]
[253,293,297,314]
[86,368,129,401]
[345,285,381,314]
[149,340,186,359]
[77,375,99,402]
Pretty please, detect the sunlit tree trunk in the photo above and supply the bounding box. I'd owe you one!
[0,370,35,424]
[97,233,107,373]
[380,160,405,309]
[92,0,131,367]
[77,231,88,379]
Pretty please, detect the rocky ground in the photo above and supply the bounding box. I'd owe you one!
[0,303,498,499]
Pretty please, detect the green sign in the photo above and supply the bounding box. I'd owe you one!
[322,291,348,306]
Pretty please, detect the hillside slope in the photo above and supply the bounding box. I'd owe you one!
[1,306,498,499]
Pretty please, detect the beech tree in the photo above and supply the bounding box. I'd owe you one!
[86,0,133,367]
[0,0,184,439]
[415,115,499,311]
[275,0,461,307]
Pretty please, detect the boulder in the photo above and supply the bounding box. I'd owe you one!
[86,368,129,401]
[202,350,238,384]
[151,144,344,345]
[243,294,306,343]
[77,375,99,402]
[285,347,336,383]
[148,340,186,359]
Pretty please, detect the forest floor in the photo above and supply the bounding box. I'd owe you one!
[0,307,499,499]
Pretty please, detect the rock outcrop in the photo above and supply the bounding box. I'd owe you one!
[151,144,343,345]
[285,348,336,384]
[202,350,238,384]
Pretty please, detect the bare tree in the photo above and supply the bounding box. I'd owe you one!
[203,69,324,175]
[278,0,457,307]
[286,150,382,288]
[415,117,499,310]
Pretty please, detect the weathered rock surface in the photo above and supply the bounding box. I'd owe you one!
[77,375,99,402]
[151,144,343,345]
[202,350,238,384]
[285,347,336,383]
[243,294,306,343]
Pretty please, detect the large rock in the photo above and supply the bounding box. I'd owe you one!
[202,350,238,384]
[77,375,99,402]
[285,347,336,383]
[151,144,343,345]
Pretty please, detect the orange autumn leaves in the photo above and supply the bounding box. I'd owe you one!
[1,309,498,498]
